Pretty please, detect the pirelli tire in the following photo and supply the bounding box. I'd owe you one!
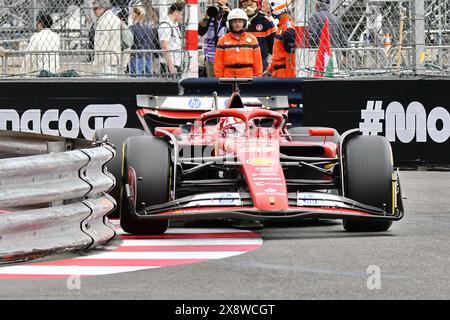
[94,128,145,216]
[121,135,170,235]
[343,135,394,232]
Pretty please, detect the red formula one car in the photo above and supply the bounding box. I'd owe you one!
[95,80,404,234]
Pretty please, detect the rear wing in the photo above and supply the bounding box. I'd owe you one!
[136,95,290,111]
[179,78,303,104]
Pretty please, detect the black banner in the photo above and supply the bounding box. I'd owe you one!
[302,77,450,165]
[0,79,178,140]
[1,77,450,164]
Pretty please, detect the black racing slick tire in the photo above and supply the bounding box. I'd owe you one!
[343,135,394,232]
[120,135,170,235]
[94,128,145,216]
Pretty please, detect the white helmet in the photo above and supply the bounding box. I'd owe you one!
[269,0,292,16]
[226,8,249,31]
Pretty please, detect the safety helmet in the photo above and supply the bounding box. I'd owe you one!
[226,8,249,31]
[269,0,292,16]
[221,117,246,137]
[240,0,260,17]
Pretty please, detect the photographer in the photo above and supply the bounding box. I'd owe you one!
[198,0,230,77]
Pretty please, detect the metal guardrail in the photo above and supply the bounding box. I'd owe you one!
[0,130,116,263]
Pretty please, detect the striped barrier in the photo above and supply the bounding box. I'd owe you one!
[0,131,116,263]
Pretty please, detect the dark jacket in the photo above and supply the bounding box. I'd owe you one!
[307,7,348,48]
[247,12,276,66]
[198,8,229,63]
[130,23,156,59]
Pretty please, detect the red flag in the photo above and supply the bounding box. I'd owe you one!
[314,18,333,78]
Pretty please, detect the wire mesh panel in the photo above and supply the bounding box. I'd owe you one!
[0,0,188,78]
[292,0,449,77]
[0,0,448,78]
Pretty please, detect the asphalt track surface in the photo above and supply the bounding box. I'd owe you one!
[0,171,449,299]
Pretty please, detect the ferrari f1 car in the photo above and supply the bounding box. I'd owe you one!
[95,79,404,234]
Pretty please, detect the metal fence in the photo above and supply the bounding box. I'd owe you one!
[0,0,188,78]
[292,0,450,76]
[0,0,448,78]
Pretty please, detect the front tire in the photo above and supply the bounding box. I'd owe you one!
[94,128,145,216]
[121,135,170,234]
[343,135,394,232]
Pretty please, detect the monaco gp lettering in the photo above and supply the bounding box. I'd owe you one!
[360,100,450,143]
[0,104,127,139]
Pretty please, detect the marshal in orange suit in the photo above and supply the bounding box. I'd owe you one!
[214,8,263,78]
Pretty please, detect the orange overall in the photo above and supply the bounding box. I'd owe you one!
[268,13,296,77]
[214,31,263,78]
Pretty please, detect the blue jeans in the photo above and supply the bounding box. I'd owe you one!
[129,57,152,76]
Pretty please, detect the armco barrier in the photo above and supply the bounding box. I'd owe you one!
[0,130,116,263]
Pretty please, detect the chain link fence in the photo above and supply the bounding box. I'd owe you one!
[0,0,188,78]
[292,0,449,77]
[0,0,448,78]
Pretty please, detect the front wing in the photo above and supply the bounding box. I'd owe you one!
[124,191,404,222]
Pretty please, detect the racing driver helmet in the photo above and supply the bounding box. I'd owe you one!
[221,117,247,137]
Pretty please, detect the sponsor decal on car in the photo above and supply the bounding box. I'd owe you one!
[246,158,273,166]
[240,145,275,153]
[296,193,345,208]
[188,98,202,109]
[184,193,242,207]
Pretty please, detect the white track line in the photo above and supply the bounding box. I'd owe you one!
[75,251,245,260]
[0,266,157,276]
[120,238,263,246]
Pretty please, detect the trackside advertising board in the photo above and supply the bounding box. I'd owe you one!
[0,80,178,140]
[302,77,450,165]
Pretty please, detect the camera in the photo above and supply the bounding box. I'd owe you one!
[206,5,220,18]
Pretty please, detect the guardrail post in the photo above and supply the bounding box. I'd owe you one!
[412,0,426,75]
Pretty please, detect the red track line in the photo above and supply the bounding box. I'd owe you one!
[0,274,68,279]
[31,258,208,267]
[119,232,260,239]
[113,244,261,252]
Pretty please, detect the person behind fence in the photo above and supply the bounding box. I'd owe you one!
[92,0,122,76]
[129,6,155,76]
[307,0,348,49]
[264,0,297,78]
[239,0,276,71]
[25,12,60,75]
[198,0,230,77]
[117,8,134,73]
[214,8,263,78]
[158,3,184,76]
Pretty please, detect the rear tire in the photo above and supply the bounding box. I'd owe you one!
[94,128,145,216]
[343,135,393,232]
[121,135,170,234]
